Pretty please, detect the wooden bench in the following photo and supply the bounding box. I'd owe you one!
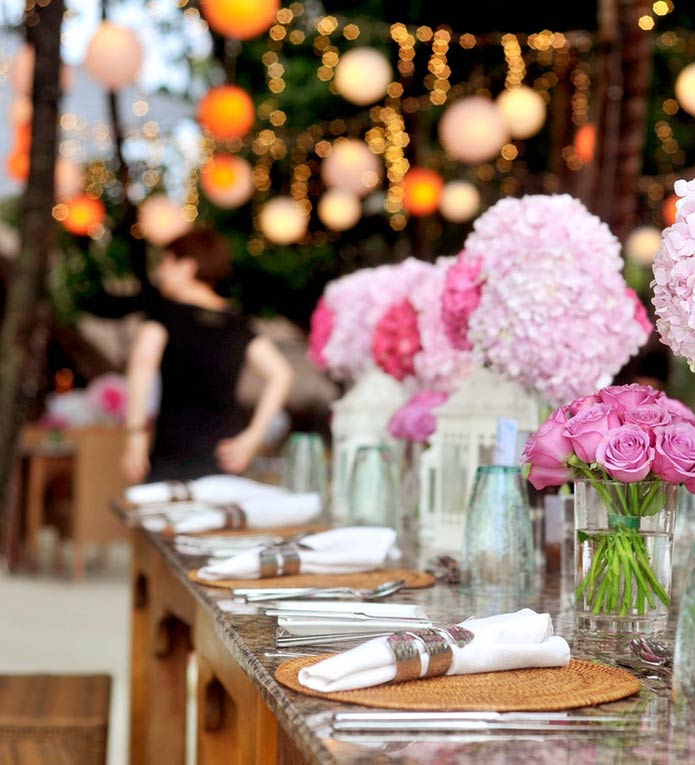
[0,674,111,765]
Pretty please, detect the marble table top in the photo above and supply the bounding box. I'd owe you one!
[123,509,695,765]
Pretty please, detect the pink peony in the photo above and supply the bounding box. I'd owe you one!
[371,299,422,381]
[598,383,665,414]
[387,390,448,443]
[307,297,335,371]
[622,404,672,434]
[652,422,695,489]
[441,255,483,351]
[595,425,655,483]
[563,403,621,464]
[522,408,573,490]
[86,373,128,421]
[625,287,654,337]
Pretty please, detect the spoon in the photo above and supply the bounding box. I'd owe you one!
[630,637,671,666]
[244,579,406,603]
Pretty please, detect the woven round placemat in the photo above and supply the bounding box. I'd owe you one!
[188,567,435,590]
[274,657,640,712]
[164,523,327,539]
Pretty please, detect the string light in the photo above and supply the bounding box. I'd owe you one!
[501,33,525,89]
[426,28,451,105]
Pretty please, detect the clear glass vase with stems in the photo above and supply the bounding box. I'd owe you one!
[574,478,677,637]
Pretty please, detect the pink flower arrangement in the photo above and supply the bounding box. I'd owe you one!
[307,297,334,371]
[460,194,649,406]
[523,383,695,491]
[387,390,448,443]
[652,179,695,370]
[86,373,128,422]
[441,255,483,351]
[372,299,421,381]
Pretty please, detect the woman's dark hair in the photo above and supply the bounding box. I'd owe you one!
[165,229,232,288]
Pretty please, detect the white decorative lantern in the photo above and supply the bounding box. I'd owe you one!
[334,47,392,106]
[496,86,546,139]
[675,63,695,117]
[84,22,143,91]
[259,197,308,245]
[317,188,361,231]
[55,157,84,201]
[439,181,481,223]
[438,96,509,164]
[625,225,663,266]
[418,367,541,555]
[321,138,382,197]
[200,155,254,209]
[330,367,409,523]
[10,44,73,95]
[138,195,192,246]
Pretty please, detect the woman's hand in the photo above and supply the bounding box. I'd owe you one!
[215,429,262,474]
[121,431,150,484]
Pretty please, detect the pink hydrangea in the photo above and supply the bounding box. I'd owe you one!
[463,194,649,406]
[86,373,128,421]
[652,179,695,370]
[625,287,653,337]
[307,297,334,371]
[388,390,448,443]
[441,254,483,350]
[372,299,422,381]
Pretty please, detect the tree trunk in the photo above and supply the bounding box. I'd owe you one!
[0,0,64,542]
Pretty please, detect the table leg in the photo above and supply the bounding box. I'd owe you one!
[25,455,46,570]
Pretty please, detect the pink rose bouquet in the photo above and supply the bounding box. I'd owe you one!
[523,383,695,620]
[387,390,448,443]
[86,373,128,422]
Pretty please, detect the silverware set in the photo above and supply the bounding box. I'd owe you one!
[241,579,406,602]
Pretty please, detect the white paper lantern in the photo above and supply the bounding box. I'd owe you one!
[676,63,695,117]
[55,158,84,201]
[496,86,546,139]
[625,225,663,266]
[334,47,392,106]
[84,22,143,91]
[259,197,308,244]
[200,155,254,209]
[321,138,382,197]
[439,181,481,223]
[438,96,509,164]
[138,195,192,246]
[10,44,73,95]
[317,188,362,231]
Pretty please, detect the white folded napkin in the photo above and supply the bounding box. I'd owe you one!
[197,526,399,581]
[298,608,570,692]
[126,474,285,506]
[140,492,322,534]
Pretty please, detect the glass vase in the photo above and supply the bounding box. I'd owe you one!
[673,542,695,703]
[574,479,677,637]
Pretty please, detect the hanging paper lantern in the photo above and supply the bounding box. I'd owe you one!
[625,226,663,266]
[197,85,255,140]
[439,181,481,223]
[321,138,382,197]
[663,193,678,227]
[55,158,84,200]
[200,0,279,41]
[6,151,28,181]
[675,63,695,117]
[10,97,32,125]
[574,124,596,163]
[496,86,546,139]
[258,197,308,244]
[10,44,73,95]
[200,154,254,208]
[334,47,392,106]
[84,22,143,91]
[438,97,509,164]
[14,121,31,154]
[402,168,444,216]
[61,195,106,236]
[137,195,192,246]
[317,188,362,231]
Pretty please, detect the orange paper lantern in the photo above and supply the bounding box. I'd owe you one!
[6,151,29,181]
[200,0,279,40]
[402,168,444,216]
[574,124,596,163]
[14,121,32,153]
[200,154,254,208]
[197,85,255,140]
[663,193,678,227]
[62,195,106,236]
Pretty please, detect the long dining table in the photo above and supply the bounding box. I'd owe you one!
[114,500,694,765]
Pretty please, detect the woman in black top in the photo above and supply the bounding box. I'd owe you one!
[121,230,294,483]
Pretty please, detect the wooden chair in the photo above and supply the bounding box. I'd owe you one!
[0,674,111,765]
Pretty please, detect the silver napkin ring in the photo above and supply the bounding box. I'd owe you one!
[437,624,475,649]
[258,548,301,578]
[165,481,193,501]
[407,629,453,678]
[387,633,422,682]
[221,505,247,530]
